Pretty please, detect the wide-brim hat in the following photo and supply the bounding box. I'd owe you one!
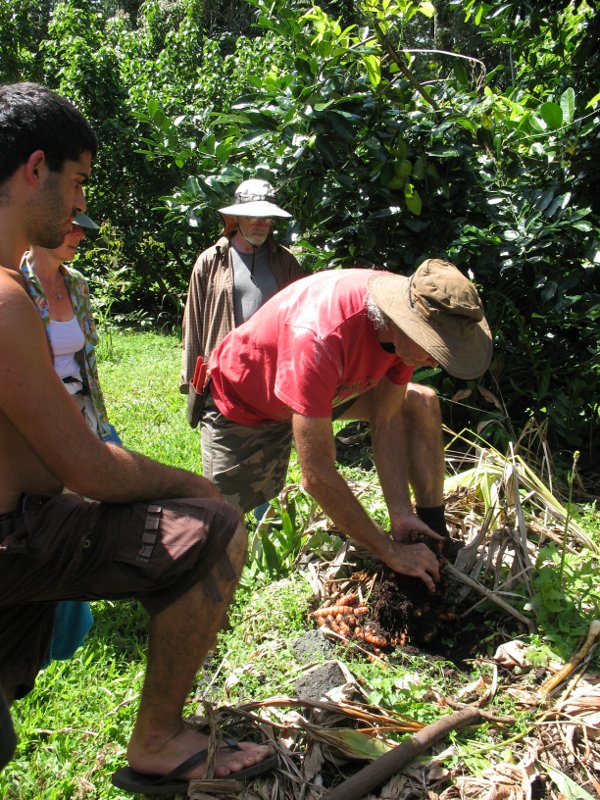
[367,259,493,380]
[73,211,100,231]
[218,178,291,219]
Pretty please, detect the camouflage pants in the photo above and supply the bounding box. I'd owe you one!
[201,397,293,514]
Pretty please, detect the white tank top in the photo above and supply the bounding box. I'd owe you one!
[47,317,85,380]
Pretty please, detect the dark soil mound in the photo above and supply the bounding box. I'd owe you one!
[371,568,499,667]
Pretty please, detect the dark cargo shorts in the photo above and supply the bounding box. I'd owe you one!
[0,492,240,698]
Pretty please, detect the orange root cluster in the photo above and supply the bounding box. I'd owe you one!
[310,591,403,653]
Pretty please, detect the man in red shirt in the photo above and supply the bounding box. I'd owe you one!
[203,260,492,592]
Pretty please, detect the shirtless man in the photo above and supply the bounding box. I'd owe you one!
[0,82,273,794]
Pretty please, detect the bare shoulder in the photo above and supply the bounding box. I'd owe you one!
[0,268,50,361]
[0,266,28,303]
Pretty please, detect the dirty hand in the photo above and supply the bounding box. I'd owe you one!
[381,538,441,593]
[390,513,446,550]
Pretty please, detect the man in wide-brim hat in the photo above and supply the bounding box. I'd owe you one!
[181,178,303,428]
[201,258,492,591]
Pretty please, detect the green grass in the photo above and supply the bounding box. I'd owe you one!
[97,330,199,470]
[2,600,148,800]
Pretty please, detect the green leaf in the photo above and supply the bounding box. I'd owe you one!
[412,156,427,180]
[315,135,339,166]
[215,141,232,162]
[454,61,469,86]
[319,728,392,760]
[539,102,563,130]
[328,111,356,143]
[418,1,436,19]
[280,508,295,542]
[404,186,422,215]
[428,147,460,157]
[529,114,547,133]
[586,91,600,109]
[541,281,557,301]
[540,762,596,800]
[560,88,575,124]
[152,107,168,132]
[369,206,402,219]
[362,54,381,88]
[259,535,281,573]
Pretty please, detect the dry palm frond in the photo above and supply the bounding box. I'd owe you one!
[437,427,598,622]
[443,427,594,552]
[555,673,600,737]
[184,690,425,799]
[444,561,535,631]
[188,777,242,798]
[299,722,393,760]
[438,762,534,800]
[235,695,422,734]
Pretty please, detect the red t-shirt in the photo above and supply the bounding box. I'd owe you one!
[209,269,414,425]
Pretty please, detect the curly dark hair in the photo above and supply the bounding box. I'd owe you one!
[0,82,97,185]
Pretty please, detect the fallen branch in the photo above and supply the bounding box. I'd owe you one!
[444,561,535,632]
[540,619,600,696]
[322,706,482,800]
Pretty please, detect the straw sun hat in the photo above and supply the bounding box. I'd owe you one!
[367,259,493,380]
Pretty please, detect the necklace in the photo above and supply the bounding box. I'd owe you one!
[45,276,66,301]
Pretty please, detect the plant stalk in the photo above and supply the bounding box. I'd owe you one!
[322,706,482,800]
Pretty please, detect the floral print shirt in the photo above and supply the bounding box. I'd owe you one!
[20,255,113,439]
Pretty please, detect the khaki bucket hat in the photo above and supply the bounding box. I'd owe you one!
[367,259,493,380]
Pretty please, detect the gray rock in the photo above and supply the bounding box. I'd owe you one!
[295,661,346,702]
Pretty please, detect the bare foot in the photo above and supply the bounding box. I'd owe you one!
[127,727,273,779]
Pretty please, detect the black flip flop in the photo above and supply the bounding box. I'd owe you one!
[0,690,17,771]
[111,738,278,796]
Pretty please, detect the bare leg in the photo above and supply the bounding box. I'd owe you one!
[402,384,445,507]
[127,520,272,779]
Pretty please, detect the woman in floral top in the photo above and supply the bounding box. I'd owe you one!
[20,212,118,443]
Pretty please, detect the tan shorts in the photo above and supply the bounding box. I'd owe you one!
[201,396,293,513]
[0,492,240,698]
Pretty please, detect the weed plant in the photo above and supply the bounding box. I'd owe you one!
[206,576,316,705]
